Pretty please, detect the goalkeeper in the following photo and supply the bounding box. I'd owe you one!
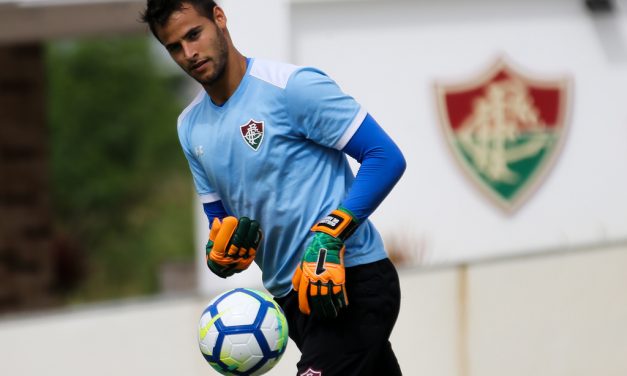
[142,1,406,375]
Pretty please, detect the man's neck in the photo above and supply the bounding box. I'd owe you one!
[205,51,247,106]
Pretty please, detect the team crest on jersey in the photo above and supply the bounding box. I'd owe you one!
[300,368,322,376]
[435,57,571,212]
[240,119,264,151]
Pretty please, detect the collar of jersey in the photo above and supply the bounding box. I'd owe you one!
[206,57,253,112]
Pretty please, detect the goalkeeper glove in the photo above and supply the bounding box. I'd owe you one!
[206,216,262,278]
[292,207,359,319]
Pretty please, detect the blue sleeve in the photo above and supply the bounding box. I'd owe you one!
[341,114,406,221]
[203,200,228,228]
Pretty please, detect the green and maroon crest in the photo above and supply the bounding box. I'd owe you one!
[240,119,264,151]
[436,58,571,212]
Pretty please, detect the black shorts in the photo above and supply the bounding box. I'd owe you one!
[275,258,402,376]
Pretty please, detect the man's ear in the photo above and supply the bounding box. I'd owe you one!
[213,6,227,30]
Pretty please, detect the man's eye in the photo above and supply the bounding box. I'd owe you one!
[167,44,181,53]
[189,31,199,40]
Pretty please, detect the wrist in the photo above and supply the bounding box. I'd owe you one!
[311,206,359,241]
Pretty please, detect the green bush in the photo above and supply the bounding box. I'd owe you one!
[47,36,194,301]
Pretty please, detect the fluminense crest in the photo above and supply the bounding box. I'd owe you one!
[436,57,572,212]
[240,119,264,151]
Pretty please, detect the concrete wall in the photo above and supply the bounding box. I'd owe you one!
[465,244,627,376]
[1,244,626,375]
[0,1,146,44]
[395,242,627,376]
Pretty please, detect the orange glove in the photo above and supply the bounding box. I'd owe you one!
[292,208,359,319]
[206,216,262,278]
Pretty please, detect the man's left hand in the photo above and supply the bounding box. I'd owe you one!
[292,232,347,319]
[292,207,359,319]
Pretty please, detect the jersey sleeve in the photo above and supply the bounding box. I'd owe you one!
[285,68,367,150]
[177,115,220,204]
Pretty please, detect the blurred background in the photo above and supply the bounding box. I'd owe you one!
[0,0,626,375]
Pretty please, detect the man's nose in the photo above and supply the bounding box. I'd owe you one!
[182,42,197,60]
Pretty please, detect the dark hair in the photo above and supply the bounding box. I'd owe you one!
[141,0,218,40]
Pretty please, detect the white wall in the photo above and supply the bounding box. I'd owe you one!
[1,244,626,376]
[466,244,627,376]
[291,0,627,265]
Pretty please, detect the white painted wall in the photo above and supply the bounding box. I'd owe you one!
[291,0,627,265]
[1,244,626,376]
[466,244,627,376]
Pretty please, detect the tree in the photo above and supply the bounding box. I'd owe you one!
[47,36,194,301]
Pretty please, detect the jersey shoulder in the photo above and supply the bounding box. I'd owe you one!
[249,58,313,90]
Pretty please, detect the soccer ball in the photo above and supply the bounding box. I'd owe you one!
[198,288,289,375]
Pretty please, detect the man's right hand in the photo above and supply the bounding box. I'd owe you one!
[206,216,262,278]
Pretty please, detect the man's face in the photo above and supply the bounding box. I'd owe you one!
[156,4,228,86]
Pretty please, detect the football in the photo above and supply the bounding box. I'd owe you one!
[198,288,289,375]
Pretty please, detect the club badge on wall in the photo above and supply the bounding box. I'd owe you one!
[436,57,572,213]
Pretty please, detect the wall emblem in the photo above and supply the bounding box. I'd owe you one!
[240,119,264,151]
[436,58,571,212]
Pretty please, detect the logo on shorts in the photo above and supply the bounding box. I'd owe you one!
[300,368,322,376]
[240,119,264,151]
[435,57,571,212]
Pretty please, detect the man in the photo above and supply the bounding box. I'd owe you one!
[142,1,406,375]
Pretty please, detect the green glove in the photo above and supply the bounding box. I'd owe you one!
[292,207,359,319]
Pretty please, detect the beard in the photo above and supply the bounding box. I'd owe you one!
[194,28,229,86]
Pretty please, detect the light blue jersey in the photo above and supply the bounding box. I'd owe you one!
[177,58,387,297]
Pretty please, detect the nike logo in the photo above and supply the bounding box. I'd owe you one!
[315,248,327,275]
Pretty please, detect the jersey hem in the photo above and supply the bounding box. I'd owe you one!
[343,252,388,268]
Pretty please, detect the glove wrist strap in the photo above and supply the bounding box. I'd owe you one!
[311,207,359,241]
